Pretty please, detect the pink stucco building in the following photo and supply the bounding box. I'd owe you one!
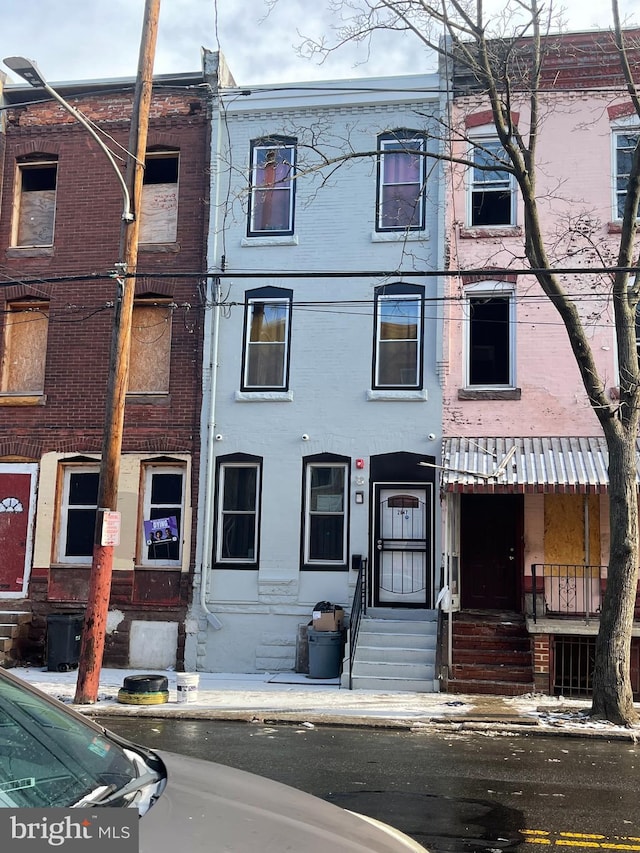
[439,29,640,697]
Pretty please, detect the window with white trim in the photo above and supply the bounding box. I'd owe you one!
[242,287,292,390]
[139,149,179,243]
[215,456,261,565]
[1,299,49,395]
[13,157,58,247]
[303,457,349,567]
[248,137,296,236]
[468,139,514,227]
[140,465,185,566]
[376,131,426,231]
[373,284,424,389]
[614,131,639,220]
[57,466,99,564]
[465,285,515,387]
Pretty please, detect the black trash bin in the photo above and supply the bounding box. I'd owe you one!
[307,628,343,679]
[46,613,84,672]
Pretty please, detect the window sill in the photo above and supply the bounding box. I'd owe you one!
[0,393,46,406]
[241,235,298,247]
[134,564,182,571]
[6,246,54,258]
[235,390,293,402]
[367,389,428,402]
[301,564,348,572]
[459,225,522,239]
[138,242,180,253]
[370,230,429,243]
[126,393,171,405]
[458,387,521,400]
[607,221,623,234]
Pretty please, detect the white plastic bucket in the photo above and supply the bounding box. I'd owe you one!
[176,672,199,703]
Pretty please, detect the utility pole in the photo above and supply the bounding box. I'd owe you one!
[74,0,161,704]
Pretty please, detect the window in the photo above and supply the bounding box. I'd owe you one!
[215,456,261,565]
[303,457,349,567]
[139,150,179,243]
[13,157,57,247]
[377,132,426,231]
[466,288,515,387]
[248,137,296,236]
[469,139,514,227]
[373,284,424,389]
[1,300,49,395]
[57,467,99,564]
[128,297,172,395]
[140,465,184,566]
[614,131,639,220]
[242,287,292,390]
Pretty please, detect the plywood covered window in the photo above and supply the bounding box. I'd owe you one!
[14,157,58,247]
[139,150,179,243]
[1,300,49,394]
[128,298,172,394]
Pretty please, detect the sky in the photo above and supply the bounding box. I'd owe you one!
[1,0,638,89]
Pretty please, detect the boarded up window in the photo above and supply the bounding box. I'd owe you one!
[1,301,49,394]
[128,301,171,394]
[139,152,179,244]
[15,160,57,246]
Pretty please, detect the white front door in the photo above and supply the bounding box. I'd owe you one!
[375,487,429,605]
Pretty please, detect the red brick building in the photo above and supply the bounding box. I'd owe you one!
[0,55,221,669]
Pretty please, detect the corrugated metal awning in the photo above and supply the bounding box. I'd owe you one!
[440,437,618,494]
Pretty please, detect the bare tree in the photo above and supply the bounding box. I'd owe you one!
[277,0,640,724]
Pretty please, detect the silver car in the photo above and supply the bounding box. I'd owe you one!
[0,667,428,852]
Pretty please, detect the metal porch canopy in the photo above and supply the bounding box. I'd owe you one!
[439,436,637,494]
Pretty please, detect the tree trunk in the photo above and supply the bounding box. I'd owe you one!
[591,424,639,725]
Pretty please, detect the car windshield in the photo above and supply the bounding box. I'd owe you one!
[0,674,140,808]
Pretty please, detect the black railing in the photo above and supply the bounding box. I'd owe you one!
[531,564,605,623]
[348,556,367,690]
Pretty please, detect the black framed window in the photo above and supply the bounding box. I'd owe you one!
[242,287,292,390]
[302,455,349,567]
[373,283,424,389]
[215,455,261,566]
[376,131,426,231]
[248,137,296,236]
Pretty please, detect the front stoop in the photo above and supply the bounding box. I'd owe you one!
[344,609,439,692]
[0,610,32,668]
[447,612,535,697]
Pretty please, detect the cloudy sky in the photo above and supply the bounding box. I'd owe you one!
[2,0,637,88]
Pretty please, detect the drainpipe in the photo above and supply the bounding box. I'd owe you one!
[194,51,226,634]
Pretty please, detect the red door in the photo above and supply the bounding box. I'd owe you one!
[0,467,36,595]
[460,494,523,611]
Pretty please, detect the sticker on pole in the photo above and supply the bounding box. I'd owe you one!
[101,511,121,547]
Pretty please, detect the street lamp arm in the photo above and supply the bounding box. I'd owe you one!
[3,56,134,223]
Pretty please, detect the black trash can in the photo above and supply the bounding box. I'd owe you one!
[307,628,343,679]
[46,613,84,672]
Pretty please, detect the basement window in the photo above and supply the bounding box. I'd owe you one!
[13,158,58,247]
[139,150,179,243]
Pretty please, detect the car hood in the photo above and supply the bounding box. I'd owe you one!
[140,750,427,853]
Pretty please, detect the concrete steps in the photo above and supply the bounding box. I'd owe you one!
[345,609,439,693]
[0,610,32,668]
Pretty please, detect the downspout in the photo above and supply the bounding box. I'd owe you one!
[195,50,226,631]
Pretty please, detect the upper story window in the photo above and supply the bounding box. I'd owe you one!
[614,131,639,220]
[465,284,515,387]
[1,299,49,396]
[468,139,515,227]
[376,131,426,231]
[56,466,99,564]
[373,284,424,389]
[139,149,179,243]
[128,296,172,395]
[214,454,261,567]
[248,137,296,236]
[13,156,58,247]
[242,287,292,391]
[302,455,349,568]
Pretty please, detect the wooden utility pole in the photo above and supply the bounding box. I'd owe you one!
[75,0,161,704]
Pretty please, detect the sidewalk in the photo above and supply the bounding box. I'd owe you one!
[11,664,640,740]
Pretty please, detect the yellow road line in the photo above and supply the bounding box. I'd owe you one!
[520,830,640,850]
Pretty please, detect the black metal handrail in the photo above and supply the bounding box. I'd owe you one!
[348,556,367,690]
[531,563,606,624]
